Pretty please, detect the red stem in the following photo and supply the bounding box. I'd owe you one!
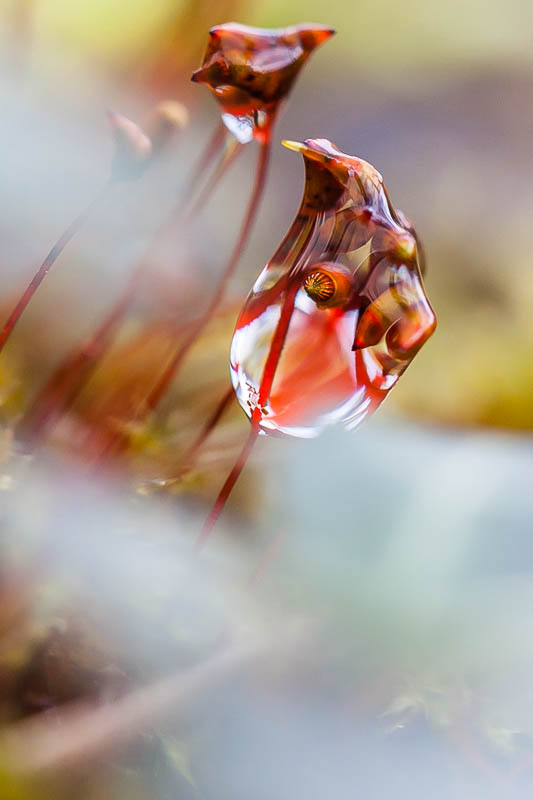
[83,134,272,466]
[194,207,319,551]
[0,182,110,355]
[185,137,243,222]
[176,386,235,475]
[19,278,138,442]
[136,124,230,254]
[19,129,234,441]
[141,135,273,416]
[195,280,300,552]
[194,422,259,554]
[180,121,227,211]
[220,135,273,297]
[256,282,300,411]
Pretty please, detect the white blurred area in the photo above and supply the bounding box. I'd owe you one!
[0,422,531,797]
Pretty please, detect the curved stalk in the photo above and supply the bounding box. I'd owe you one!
[20,132,238,442]
[194,421,260,554]
[143,135,273,415]
[195,280,300,552]
[0,182,111,355]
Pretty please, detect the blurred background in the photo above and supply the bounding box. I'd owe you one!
[0,0,532,797]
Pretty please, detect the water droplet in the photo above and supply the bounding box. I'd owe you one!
[230,139,436,439]
[221,112,255,144]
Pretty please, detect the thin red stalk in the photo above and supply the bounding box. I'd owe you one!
[243,277,318,580]
[136,124,231,252]
[217,135,273,312]
[175,386,235,476]
[185,121,227,198]
[89,135,272,466]
[19,278,138,442]
[185,137,243,222]
[0,181,111,355]
[143,135,273,415]
[194,207,320,551]
[19,130,234,441]
[83,314,234,468]
[194,422,260,554]
[142,387,235,490]
[195,281,300,552]
[83,134,272,471]
[256,282,300,410]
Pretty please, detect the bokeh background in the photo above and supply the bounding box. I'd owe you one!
[0,0,532,798]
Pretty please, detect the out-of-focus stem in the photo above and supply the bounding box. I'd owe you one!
[194,422,259,554]
[185,121,227,197]
[195,284,299,557]
[195,213,318,549]
[196,281,299,552]
[174,386,235,477]
[0,182,111,355]
[144,134,273,415]
[91,134,272,467]
[20,130,236,443]
[18,278,138,442]
[256,282,299,410]
[2,639,263,775]
[185,135,242,221]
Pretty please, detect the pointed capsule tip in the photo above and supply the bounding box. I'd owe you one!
[318,27,336,38]
[308,25,336,45]
[282,139,305,153]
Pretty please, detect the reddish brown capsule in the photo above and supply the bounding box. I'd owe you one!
[107,110,153,180]
[191,23,335,142]
[108,102,189,180]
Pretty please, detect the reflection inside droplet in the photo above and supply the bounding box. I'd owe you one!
[231,278,382,437]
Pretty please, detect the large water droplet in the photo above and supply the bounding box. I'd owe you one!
[230,139,436,439]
